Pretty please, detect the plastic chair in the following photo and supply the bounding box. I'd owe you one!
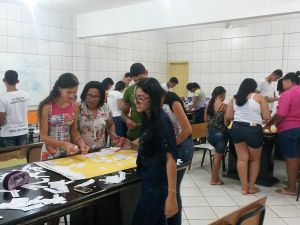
[27,111,40,144]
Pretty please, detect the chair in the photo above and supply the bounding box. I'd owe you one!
[209,197,267,225]
[27,110,40,144]
[190,123,215,170]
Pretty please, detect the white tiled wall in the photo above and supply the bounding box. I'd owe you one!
[0,2,168,101]
[167,15,300,99]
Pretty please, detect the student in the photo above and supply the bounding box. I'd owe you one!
[123,72,132,88]
[38,73,89,161]
[161,77,179,92]
[226,78,270,194]
[186,82,206,123]
[107,81,126,137]
[256,69,283,113]
[266,72,300,196]
[162,89,192,225]
[204,86,229,185]
[122,63,147,140]
[132,77,178,225]
[102,77,114,102]
[78,81,116,149]
[0,70,30,147]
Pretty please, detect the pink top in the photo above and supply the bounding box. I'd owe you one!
[276,85,300,133]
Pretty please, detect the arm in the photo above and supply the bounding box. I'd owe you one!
[222,104,231,126]
[256,95,271,122]
[188,95,200,111]
[121,102,137,129]
[172,101,192,145]
[265,114,284,127]
[117,99,123,111]
[106,115,117,142]
[204,106,208,123]
[70,102,89,154]
[0,112,5,126]
[225,98,234,121]
[164,152,178,218]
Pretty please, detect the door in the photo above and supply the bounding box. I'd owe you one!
[168,62,189,97]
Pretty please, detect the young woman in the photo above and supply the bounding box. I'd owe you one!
[266,72,300,196]
[204,86,229,185]
[186,82,206,123]
[226,78,270,194]
[78,81,116,149]
[38,73,89,161]
[162,90,193,225]
[132,78,178,225]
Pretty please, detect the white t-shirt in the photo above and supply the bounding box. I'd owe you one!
[257,79,275,111]
[107,90,123,117]
[0,90,30,137]
[161,83,169,91]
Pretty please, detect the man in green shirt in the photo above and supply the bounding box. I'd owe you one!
[122,63,147,140]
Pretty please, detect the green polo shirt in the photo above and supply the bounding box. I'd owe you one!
[123,84,143,140]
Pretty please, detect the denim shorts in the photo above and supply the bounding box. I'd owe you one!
[278,127,300,158]
[1,134,27,147]
[207,129,229,153]
[230,122,263,148]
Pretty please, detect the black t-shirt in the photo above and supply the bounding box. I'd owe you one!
[163,92,186,113]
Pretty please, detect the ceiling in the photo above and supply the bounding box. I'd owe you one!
[0,0,154,14]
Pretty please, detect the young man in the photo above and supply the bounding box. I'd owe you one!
[257,69,283,113]
[122,72,132,88]
[161,77,179,92]
[122,63,147,140]
[0,70,30,147]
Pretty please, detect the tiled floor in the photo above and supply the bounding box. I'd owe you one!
[181,151,300,225]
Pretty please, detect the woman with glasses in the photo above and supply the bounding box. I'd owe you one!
[38,73,89,161]
[78,81,117,149]
[131,77,178,225]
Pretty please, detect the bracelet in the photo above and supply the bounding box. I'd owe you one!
[168,188,176,193]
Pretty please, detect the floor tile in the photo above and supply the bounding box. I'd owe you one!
[184,207,217,220]
[188,219,215,225]
[282,217,300,225]
[199,186,228,197]
[211,206,239,218]
[205,196,237,207]
[232,195,260,206]
[181,187,203,197]
[182,220,190,225]
[263,217,287,225]
[269,205,300,217]
[182,196,209,207]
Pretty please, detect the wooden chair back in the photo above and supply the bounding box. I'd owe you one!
[191,123,208,140]
[209,197,267,225]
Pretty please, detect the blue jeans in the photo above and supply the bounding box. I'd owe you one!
[132,183,168,225]
[167,136,194,225]
[1,134,27,147]
[207,129,228,154]
[194,107,205,124]
[113,116,124,137]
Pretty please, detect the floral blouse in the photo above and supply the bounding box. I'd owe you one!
[78,101,113,149]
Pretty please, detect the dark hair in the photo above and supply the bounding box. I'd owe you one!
[207,86,226,117]
[186,82,200,91]
[124,72,131,78]
[130,63,145,77]
[276,78,284,94]
[283,72,300,85]
[297,71,300,83]
[169,77,179,84]
[115,81,126,92]
[272,69,283,77]
[102,77,114,91]
[38,73,79,121]
[4,70,18,85]
[234,78,257,106]
[136,78,166,156]
[80,81,105,107]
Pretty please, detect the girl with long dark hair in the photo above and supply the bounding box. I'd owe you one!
[38,73,89,160]
[204,86,229,185]
[226,78,270,194]
[132,78,178,225]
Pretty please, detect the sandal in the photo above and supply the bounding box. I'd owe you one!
[210,181,224,185]
[248,187,261,194]
[276,188,296,196]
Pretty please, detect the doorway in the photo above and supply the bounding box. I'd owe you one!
[168,62,189,97]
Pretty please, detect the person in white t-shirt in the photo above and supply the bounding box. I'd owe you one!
[0,70,30,147]
[257,69,283,113]
[161,77,179,92]
[107,81,126,137]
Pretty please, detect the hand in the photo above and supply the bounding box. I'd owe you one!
[63,142,79,155]
[80,144,89,154]
[164,194,178,218]
[126,119,137,129]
